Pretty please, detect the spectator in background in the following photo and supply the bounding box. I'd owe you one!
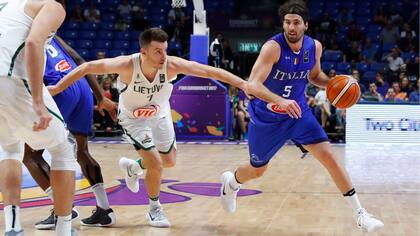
[383,48,404,79]
[314,88,331,128]
[70,4,84,22]
[392,81,408,101]
[406,57,419,77]
[168,7,186,26]
[375,72,389,97]
[362,38,378,63]
[400,23,417,39]
[373,6,388,26]
[400,76,413,94]
[131,5,150,31]
[384,88,403,102]
[328,69,336,78]
[347,22,364,42]
[210,33,224,68]
[114,17,128,31]
[379,21,399,46]
[236,90,250,140]
[117,0,132,16]
[345,41,362,64]
[399,31,417,53]
[337,7,353,25]
[362,83,383,101]
[222,39,236,74]
[97,78,119,131]
[83,0,101,23]
[319,12,336,34]
[408,79,420,102]
[351,69,366,93]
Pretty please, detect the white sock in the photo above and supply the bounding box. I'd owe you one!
[149,197,161,209]
[129,161,142,175]
[345,193,362,212]
[92,183,110,209]
[228,172,241,191]
[4,205,22,232]
[55,214,72,236]
[46,186,54,202]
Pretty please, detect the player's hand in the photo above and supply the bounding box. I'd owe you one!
[46,85,60,96]
[240,81,255,100]
[32,101,52,131]
[275,97,302,119]
[97,97,118,122]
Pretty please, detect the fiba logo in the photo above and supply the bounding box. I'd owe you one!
[251,153,261,163]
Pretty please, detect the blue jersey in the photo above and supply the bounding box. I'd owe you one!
[44,38,88,86]
[44,38,94,136]
[249,33,316,123]
[247,34,328,168]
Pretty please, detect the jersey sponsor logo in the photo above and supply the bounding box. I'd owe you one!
[133,105,160,118]
[266,103,287,114]
[141,134,152,144]
[55,59,72,72]
[272,69,309,81]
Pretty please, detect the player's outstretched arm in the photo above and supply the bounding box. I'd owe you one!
[309,40,330,88]
[25,1,65,130]
[49,56,131,96]
[248,41,301,118]
[167,56,247,92]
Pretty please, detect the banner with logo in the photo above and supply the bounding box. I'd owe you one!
[346,103,420,143]
[170,76,230,139]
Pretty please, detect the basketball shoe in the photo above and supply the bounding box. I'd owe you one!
[34,207,79,230]
[220,171,240,213]
[354,208,384,232]
[119,157,143,193]
[80,206,116,227]
[146,206,171,228]
[4,229,23,236]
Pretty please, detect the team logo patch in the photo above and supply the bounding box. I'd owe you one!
[55,60,72,72]
[159,74,165,83]
[141,134,152,144]
[303,50,309,63]
[266,103,287,114]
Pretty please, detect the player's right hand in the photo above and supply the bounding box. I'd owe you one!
[274,97,302,119]
[46,85,60,96]
[32,102,52,131]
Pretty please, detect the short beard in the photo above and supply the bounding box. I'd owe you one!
[285,33,303,44]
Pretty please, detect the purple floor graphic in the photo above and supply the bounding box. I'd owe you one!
[76,179,261,206]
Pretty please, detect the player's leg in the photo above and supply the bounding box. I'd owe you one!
[73,133,115,227]
[118,116,171,227]
[303,142,384,232]
[0,138,24,235]
[220,119,288,213]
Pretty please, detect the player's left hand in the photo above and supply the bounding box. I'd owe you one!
[97,97,118,122]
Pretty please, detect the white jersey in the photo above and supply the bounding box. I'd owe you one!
[0,0,33,78]
[118,53,174,119]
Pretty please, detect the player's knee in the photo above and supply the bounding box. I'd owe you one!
[48,141,77,172]
[146,156,163,172]
[163,154,176,168]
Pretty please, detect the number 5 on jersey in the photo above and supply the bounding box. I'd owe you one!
[282,85,292,98]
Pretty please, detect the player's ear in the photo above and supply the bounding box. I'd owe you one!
[140,47,146,55]
[304,22,308,31]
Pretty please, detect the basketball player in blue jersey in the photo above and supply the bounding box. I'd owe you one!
[220,0,384,233]
[22,36,117,229]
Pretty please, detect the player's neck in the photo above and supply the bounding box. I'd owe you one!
[139,57,159,82]
[285,37,304,53]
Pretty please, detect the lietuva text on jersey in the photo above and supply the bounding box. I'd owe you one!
[133,83,164,94]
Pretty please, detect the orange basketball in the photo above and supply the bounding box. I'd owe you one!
[326,75,361,109]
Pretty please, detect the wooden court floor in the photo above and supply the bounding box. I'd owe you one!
[1,143,419,236]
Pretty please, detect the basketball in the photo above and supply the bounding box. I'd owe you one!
[326,75,361,109]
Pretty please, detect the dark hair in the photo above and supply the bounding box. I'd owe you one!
[139,28,168,48]
[279,0,309,23]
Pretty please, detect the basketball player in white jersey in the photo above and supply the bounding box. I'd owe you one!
[49,27,248,228]
[0,0,77,235]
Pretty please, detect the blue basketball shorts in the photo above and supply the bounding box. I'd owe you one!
[248,109,329,167]
[52,79,94,136]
